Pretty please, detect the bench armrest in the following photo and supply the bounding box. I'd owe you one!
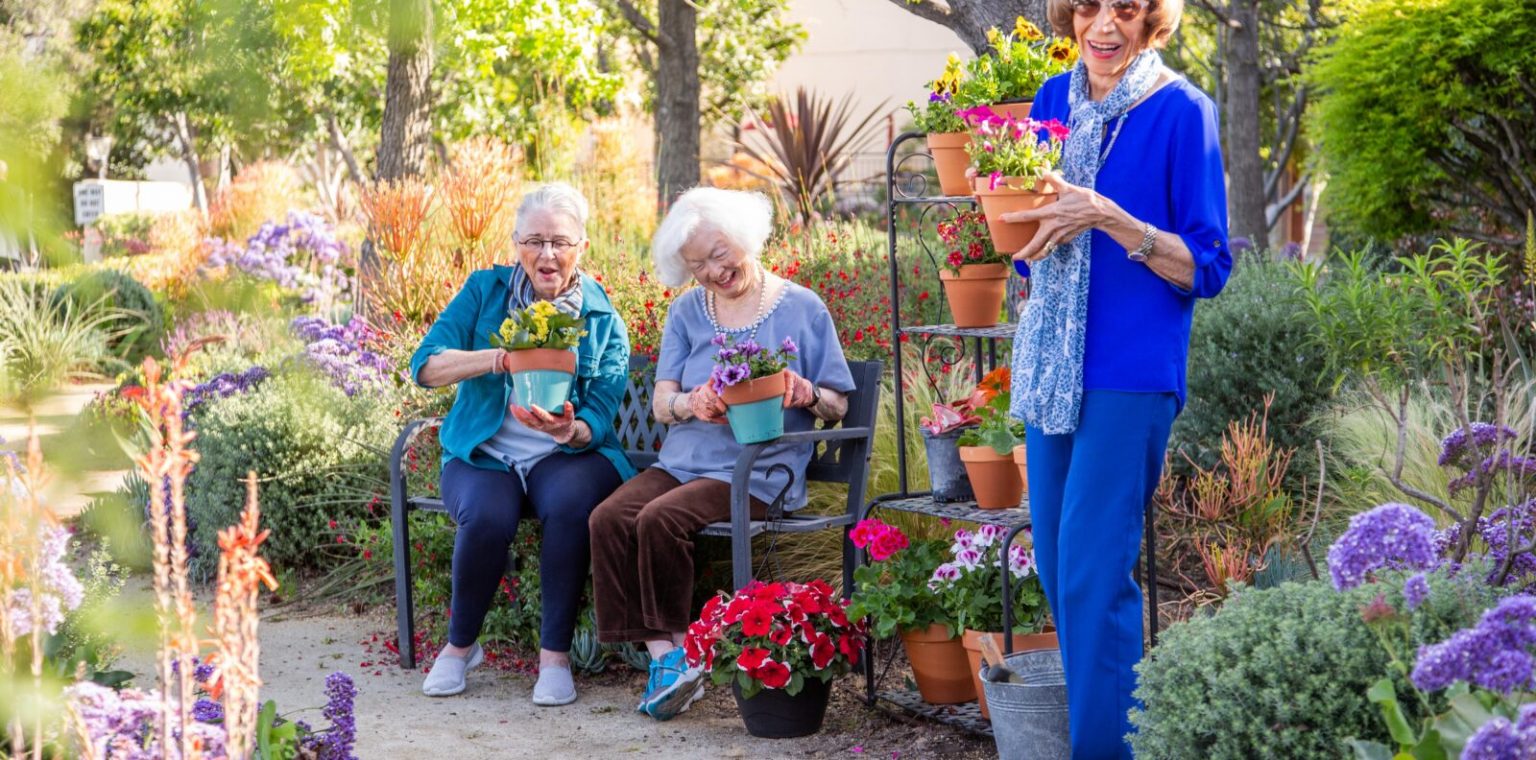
[724,425,875,588]
[390,417,444,518]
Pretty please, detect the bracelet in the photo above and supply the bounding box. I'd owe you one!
[669,392,687,422]
[489,349,505,376]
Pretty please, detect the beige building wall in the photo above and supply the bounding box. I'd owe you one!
[771,0,969,146]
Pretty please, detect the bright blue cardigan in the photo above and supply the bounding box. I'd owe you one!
[1019,74,1233,408]
[408,266,638,481]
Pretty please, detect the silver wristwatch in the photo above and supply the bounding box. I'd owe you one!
[1128,222,1157,262]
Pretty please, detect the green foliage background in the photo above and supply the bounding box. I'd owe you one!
[1309,0,1536,240]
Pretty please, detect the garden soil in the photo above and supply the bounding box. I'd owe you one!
[116,588,997,759]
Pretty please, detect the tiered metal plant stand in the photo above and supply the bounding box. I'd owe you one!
[858,131,1160,738]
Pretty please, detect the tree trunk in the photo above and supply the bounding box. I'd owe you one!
[1223,0,1266,246]
[885,0,1050,56]
[655,0,700,207]
[172,111,208,216]
[376,0,434,183]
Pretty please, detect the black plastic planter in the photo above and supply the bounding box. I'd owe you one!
[732,676,832,738]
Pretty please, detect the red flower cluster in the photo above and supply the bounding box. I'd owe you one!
[684,580,866,697]
[936,209,1002,272]
[850,518,910,562]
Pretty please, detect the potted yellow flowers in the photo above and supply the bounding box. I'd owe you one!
[908,53,973,197]
[490,300,587,411]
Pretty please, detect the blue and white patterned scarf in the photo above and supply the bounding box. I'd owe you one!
[508,265,584,317]
[1010,51,1164,435]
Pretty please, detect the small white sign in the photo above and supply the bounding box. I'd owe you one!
[73,183,105,226]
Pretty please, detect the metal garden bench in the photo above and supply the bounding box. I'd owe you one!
[388,356,883,668]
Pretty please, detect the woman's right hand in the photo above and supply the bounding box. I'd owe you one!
[689,385,729,425]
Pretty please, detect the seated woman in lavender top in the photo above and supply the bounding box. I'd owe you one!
[588,187,855,721]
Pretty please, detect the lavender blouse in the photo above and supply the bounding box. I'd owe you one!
[655,282,856,510]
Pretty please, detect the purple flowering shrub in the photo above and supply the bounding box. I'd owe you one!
[1329,420,1536,595]
[1325,443,1536,756]
[204,211,352,309]
[290,316,394,397]
[67,667,360,760]
[708,334,797,394]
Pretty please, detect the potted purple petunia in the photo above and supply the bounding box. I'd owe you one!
[711,334,798,444]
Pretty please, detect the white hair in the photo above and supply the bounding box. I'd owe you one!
[515,182,590,235]
[650,187,774,288]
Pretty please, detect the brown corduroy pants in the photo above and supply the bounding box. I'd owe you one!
[589,467,766,643]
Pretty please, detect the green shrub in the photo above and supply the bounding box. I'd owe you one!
[51,268,164,365]
[1170,255,1329,487]
[0,274,115,406]
[1129,576,1508,759]
[184,370,394,578]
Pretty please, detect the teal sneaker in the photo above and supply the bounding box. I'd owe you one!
[638,648,706,721]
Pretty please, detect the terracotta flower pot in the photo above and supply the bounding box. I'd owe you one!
[502,348,576,411]
[720,369,788,444]
[990,100,1033,121]
[1012,444,1029,495]
[962,628,1059,719]
[973,176,1060,254]
[958,445,1023,510]
[938,263,1008,328]
[898,624,977,704]
[926,132,974,197]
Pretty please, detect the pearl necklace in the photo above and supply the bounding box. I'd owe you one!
[705,271,771,335]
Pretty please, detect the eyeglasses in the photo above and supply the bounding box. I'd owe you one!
[1071,0,1148,22]
[516,236,583,256]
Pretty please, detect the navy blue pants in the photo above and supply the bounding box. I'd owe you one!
[1025,391,1176,759]
[440,453,622,652]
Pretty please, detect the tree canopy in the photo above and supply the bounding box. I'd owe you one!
[1309,0,1536,244]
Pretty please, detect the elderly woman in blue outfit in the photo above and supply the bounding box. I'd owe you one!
[999,0,1232,756]
[588,187,855,721]
[409,183,635,704]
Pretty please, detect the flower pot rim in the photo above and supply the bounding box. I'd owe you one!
[899,622,960,641]
[938,262,1010,280]
[502,347,577,374]
[925,130,971,145]
[957,444,1013,462]
[720,368,788,405]
[920,424,978,440]
[974,176,1060,197]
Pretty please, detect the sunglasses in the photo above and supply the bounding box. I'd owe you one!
[1071,0,1149,21]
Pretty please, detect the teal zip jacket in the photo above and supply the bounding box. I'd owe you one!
[409,266,638,482]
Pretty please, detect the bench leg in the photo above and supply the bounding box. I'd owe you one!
[393,506,417,669]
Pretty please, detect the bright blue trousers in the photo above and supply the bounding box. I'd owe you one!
[1025,391,1177,759]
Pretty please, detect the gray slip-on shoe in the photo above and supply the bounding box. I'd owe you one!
[531,664,577,706]
[421,643,484,697]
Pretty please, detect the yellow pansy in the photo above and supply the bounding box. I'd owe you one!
[1015,17,1045,41]
[986,27,1002,46]
[1048,37,1078,65]
[932,52,965,94]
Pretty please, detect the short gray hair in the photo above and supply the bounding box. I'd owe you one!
[651,187,774,287]
[515,182,590,235]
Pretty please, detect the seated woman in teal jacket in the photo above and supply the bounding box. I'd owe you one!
[408,182,636,705]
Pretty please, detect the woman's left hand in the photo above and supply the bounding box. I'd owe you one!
[510,401,580,444]
[1000,171,1114,263]
[783,370,816,409]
